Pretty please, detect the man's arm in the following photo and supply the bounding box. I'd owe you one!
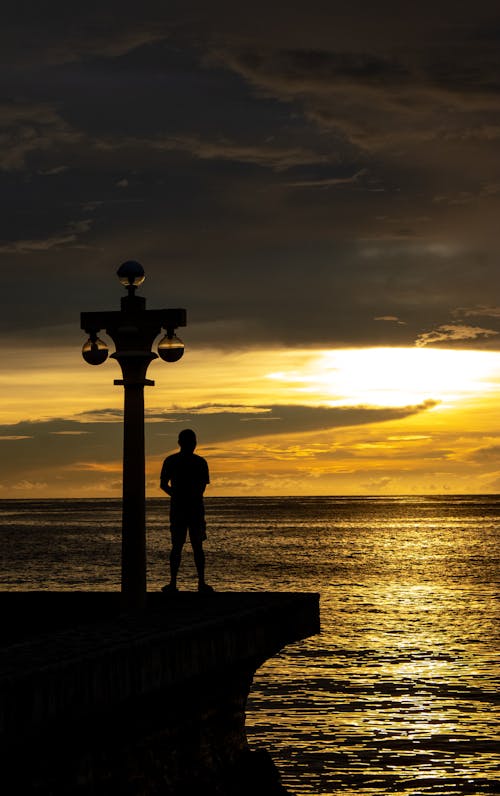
[200,459,209,495]
[160,460,173,496]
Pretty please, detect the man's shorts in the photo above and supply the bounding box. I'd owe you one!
[170,504,207,545]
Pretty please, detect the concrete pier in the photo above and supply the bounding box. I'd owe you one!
[0,592,320,795]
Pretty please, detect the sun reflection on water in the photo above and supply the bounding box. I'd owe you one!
[241,498,499,796]
[0,496,498,795]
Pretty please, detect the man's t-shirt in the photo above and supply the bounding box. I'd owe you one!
[161,452,209,528]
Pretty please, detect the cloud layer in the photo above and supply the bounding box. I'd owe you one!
[1,3,500,497]
[0,3,499,351]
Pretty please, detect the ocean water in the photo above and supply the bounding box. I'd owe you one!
[0,496,499,795]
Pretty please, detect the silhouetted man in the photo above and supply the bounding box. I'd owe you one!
[160,428,213,593]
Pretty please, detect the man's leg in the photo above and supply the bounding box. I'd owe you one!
[191,534,214,592]
[169,541,183,587]
[191,539,205,586]
[165,524,187,591]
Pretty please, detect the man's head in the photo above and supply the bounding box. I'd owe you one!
[178,428,197,453]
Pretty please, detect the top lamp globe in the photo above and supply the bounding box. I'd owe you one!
[117,260,146,289]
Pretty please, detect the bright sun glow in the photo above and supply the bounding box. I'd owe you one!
[2,343,500,496]
[267,347,500,408]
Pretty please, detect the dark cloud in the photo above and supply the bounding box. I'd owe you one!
[0,101,83,171]
[145,400,439,443]
[1,2,500,351]
[1,3,169,66]
[215,39,500,150]
[467,444,500,463]
[0,400,438,485]
[97,132,330,172]
[0,218,93,253]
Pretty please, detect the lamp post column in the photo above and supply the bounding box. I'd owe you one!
[114,355,155,610]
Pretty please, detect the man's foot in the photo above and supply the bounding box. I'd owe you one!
[198,582,215,593]
[161,583,179,594]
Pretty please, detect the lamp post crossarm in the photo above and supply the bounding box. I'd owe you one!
[80,308,187,336]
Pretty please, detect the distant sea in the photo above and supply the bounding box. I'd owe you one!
[1,496,499,795]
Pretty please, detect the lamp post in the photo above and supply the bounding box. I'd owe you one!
[81,261,186,610]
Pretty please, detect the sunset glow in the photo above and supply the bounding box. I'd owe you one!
[2,4,500,499]
[266,347,500,408]
[1,342,500,497]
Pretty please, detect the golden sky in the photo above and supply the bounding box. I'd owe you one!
[2,4,500,497]
[1,340,499,497]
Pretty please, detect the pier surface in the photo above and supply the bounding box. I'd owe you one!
[0,591,320,795]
